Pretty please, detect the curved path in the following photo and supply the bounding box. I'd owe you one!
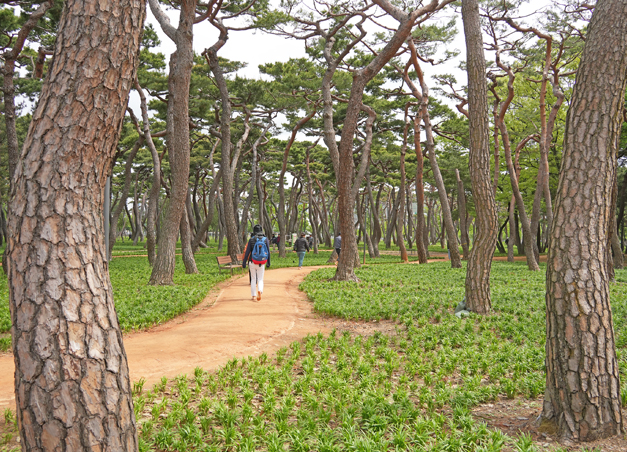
[0,253,542,409]
[0,266,338,410]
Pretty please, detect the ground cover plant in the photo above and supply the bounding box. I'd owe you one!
[66,261,621,452]
[0,242,422,352]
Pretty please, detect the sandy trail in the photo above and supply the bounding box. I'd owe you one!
[0,253,545,410]
[0,266,336,410]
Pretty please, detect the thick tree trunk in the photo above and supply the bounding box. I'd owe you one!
[542,0,627,441]
[462,0,499,314]
[149,0,195,285]
[6,0,144,449]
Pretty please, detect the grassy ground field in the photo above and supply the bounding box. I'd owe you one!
[119,262,626,451]
[0,240,423,352]
[4,243,623,451]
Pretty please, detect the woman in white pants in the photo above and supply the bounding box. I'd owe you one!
[242,224,271,301]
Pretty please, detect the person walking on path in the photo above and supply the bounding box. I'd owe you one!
[293,232,310,269]
[243,224,271,301]
[333,232,342,265]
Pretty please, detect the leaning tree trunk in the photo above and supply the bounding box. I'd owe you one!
[462,0,499,314]
[542,0,627,441]
[6,0,145,449]
[149,0,196,285]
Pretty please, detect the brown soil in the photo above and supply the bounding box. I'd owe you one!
[472,399,627,451]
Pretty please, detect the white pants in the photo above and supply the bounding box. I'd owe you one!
[249,262,265,297]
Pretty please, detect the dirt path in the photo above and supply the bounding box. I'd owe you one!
[0,254,548,410]
[0,266,345,410]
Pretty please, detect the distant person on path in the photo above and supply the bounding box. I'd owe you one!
[293,232,310,269]
[243,224,271,301]
[333,232,341,265]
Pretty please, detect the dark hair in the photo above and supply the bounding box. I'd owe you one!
[301,232,306,237]
[253,224,263,234]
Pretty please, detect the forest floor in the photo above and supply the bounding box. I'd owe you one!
[0,265,398,411]
[2,255,625,451]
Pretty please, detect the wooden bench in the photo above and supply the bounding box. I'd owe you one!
[216,253,245,276]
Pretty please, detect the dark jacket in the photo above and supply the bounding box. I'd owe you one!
[243,234,271,268]
[293,237,310,253]
[333,235,342,249]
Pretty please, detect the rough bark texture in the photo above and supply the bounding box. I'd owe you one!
[6,0,145,449]
[149,0,196,285]
[462,0,499,314]
[542,0,627,441]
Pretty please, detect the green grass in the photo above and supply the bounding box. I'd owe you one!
[2,259,625,451]
[124,261,627,452]
[0,242,420,351]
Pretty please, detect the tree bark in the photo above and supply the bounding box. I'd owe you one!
[108,137,143,257]
[507,195,516,262]
[6,0,145,449]
[542,0,627,441]
[462,0,499,314]
[333,0,454,281]
[610,176,624,269]
[180,203,198,274]
[398,114,410,262]
[412,118,429,263]
[455,169,470,260]
[149,0,196,285]
[404,40,460,267]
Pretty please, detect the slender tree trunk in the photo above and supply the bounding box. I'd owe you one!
[109,137,143,257]
[149,0,196,285]
[203,34,244,261]
[499,122,539,270]
[180,204,198,274]
[542,0,627,440]
[456,169,470,260]
[462,0,499,313]
[398,115,409,262]
[6,0,145,449]
[366,174,381,257]
[507,196,516,262]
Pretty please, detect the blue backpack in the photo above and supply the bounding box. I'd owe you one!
[251,235,268,265]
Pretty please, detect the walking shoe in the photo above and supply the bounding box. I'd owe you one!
[252,296,257,302]
[257,291,261,301]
